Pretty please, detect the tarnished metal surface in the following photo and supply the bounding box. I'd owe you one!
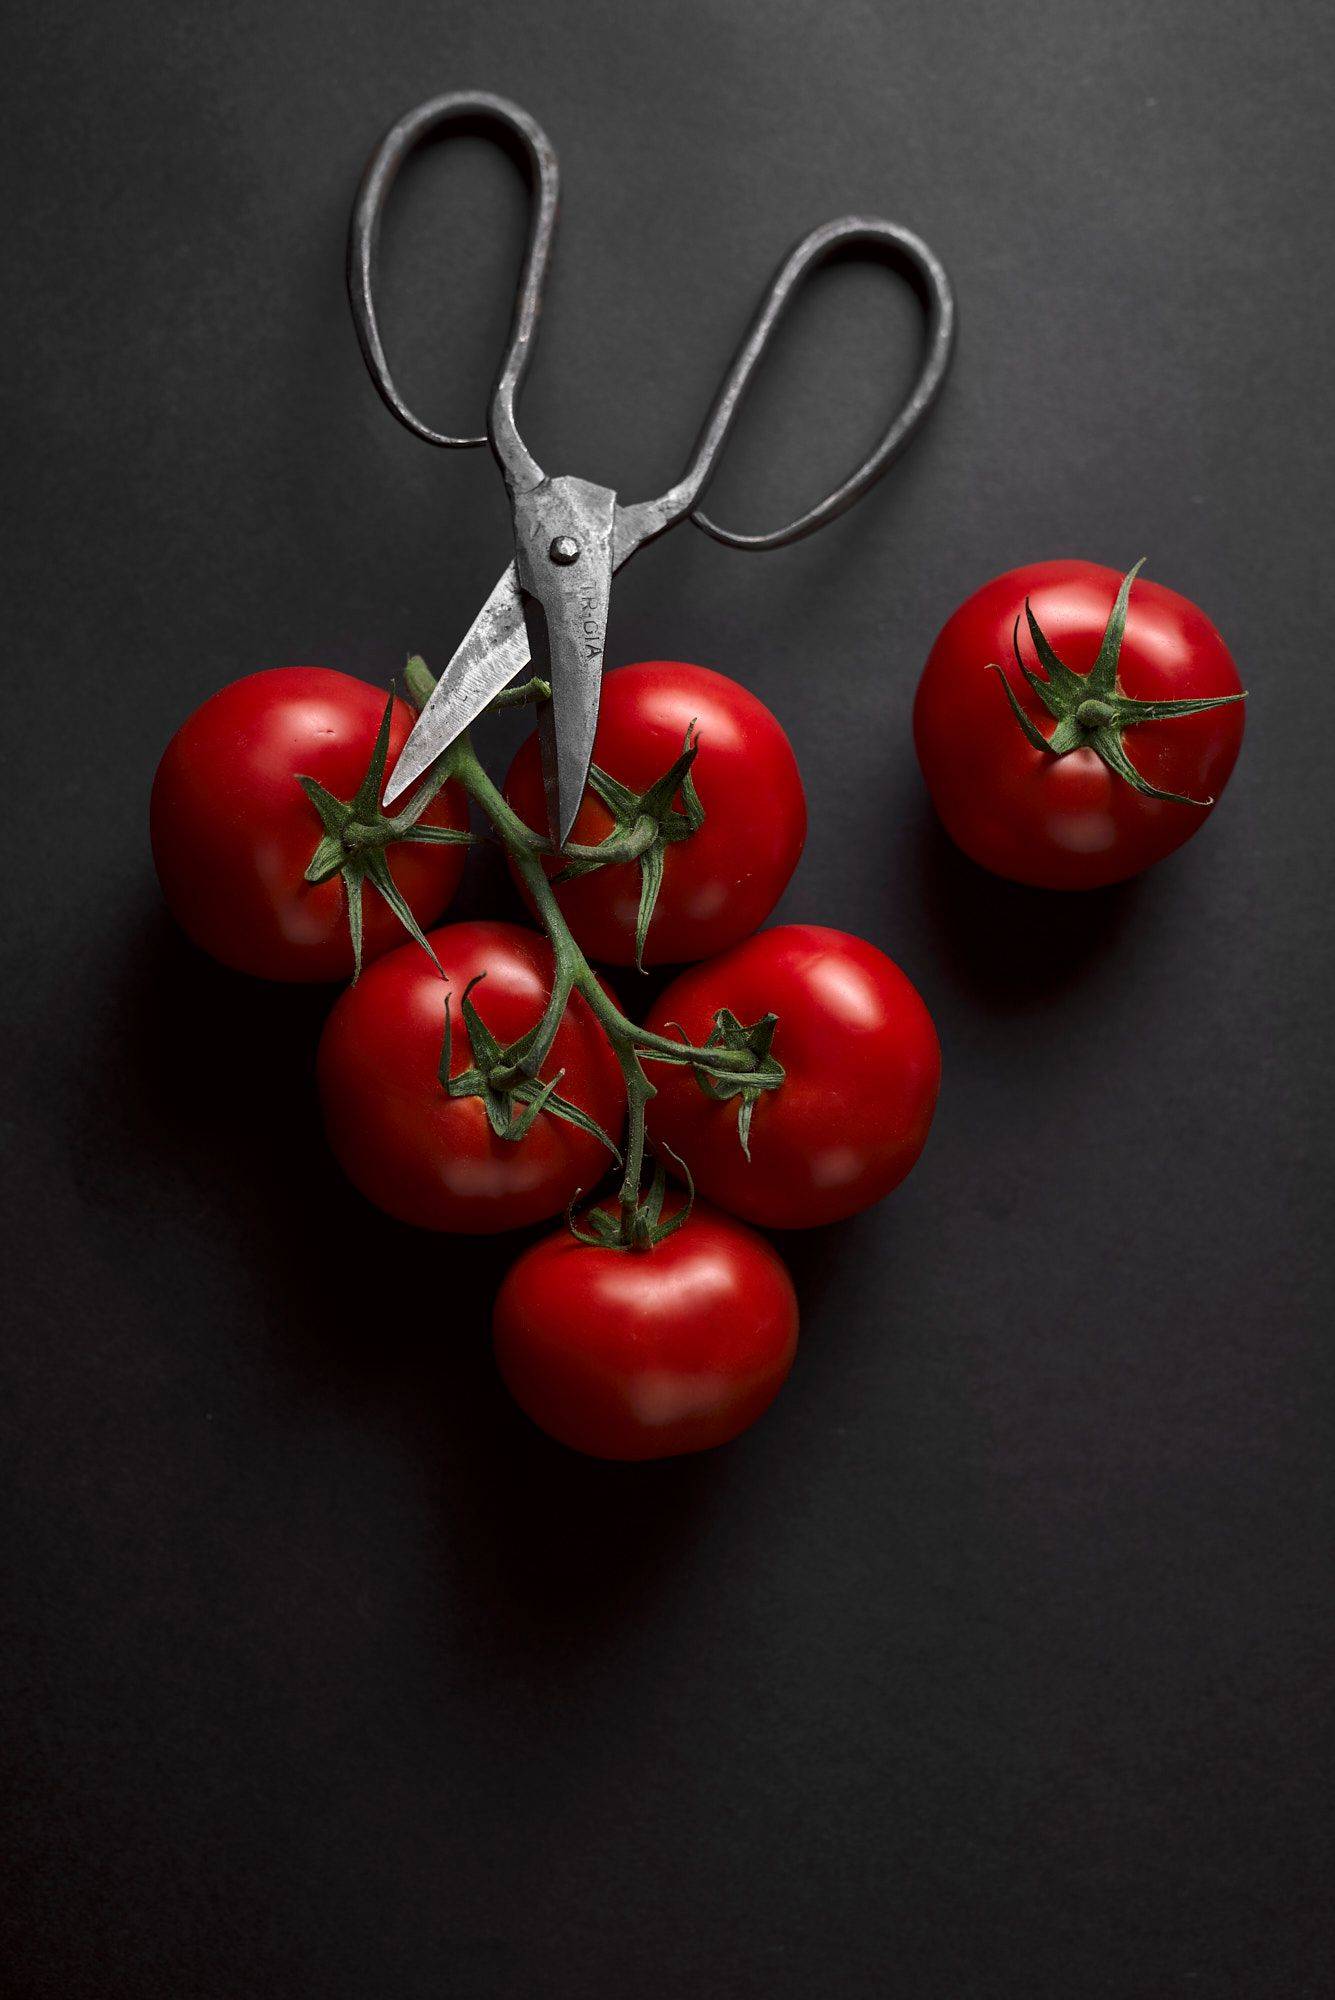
[380,564,529,808]
[347,90,556,486]
[511,476,618,848]
[349,91,958,840]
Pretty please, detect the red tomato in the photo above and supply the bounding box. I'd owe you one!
[493,1198,798,1459]
[317,920,623,1234]
[503,661,806,965]
[645,925,940,1229]
[151,667,468,981]
[913,561,1246,889]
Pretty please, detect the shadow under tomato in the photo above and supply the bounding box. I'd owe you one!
[910,799,1145,1012]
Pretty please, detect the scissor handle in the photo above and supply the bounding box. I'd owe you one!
[347,91,557,490]
[622,217,955,555]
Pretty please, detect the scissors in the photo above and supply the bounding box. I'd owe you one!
[349,91,956,843]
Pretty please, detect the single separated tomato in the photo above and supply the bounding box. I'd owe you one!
[645,925,940,1229]
[317,921,623,1234]
[913,560,1246,889]
[503,661,806,966]
[151,667,468,981]
[494,1198,798,1459]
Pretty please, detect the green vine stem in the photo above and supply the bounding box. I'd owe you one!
[436,725,764,1239]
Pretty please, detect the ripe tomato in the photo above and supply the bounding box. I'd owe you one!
[493,1198,798,1459]
[503,661,806,966]
[645,925,940,1229]
[913,560,1246,889]
[317,920,623,1234]
[151,667,468,981]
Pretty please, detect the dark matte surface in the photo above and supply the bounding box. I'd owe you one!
[3,3,1333,1995]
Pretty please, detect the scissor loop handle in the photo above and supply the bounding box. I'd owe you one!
[673,217,955,552]
[347,91,557,489]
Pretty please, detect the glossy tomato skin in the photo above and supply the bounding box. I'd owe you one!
[318,921,623,1234]
[503,661,806,965]
[493,1199,798,1460]
[151,667,468,981]
[645,925,940,1229]
[913,561,1246,889]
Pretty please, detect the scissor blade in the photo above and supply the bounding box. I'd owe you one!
[511,477,618,849]
[534,635,602,851]
[381,564,528,807]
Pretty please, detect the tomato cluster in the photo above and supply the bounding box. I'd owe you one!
[151,562,1244,1463]
[153,657,939,1460]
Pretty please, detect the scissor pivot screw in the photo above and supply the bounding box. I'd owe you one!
[548,535,580,565]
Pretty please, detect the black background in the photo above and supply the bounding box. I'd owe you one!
[4,3,1333,1995]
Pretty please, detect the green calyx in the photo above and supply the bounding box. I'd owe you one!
[407,654,707,970]
[987,558,1247,806]
[440,973,622,1158]
[663,1007,784,1161]
[551,727,706,969]
[567,1150,694,1251]
[299,692,473,979]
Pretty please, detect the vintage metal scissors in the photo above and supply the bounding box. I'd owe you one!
[349,91,956,843]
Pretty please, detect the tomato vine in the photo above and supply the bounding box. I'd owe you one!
[309,664,783,1240]
[413,674,783,1245]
